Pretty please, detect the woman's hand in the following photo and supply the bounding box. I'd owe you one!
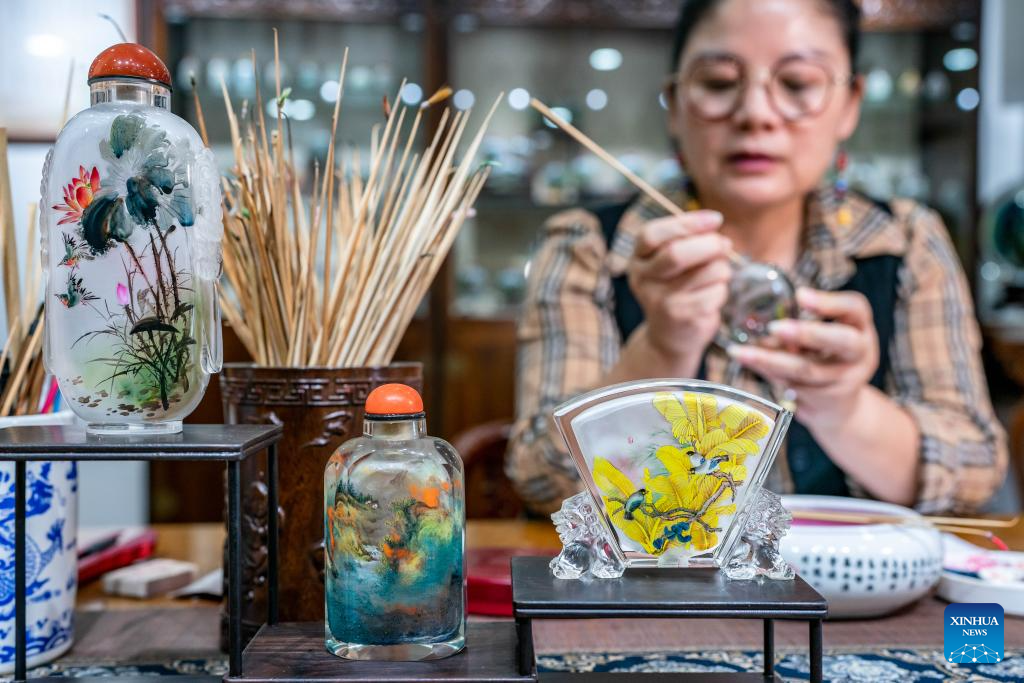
[726,287,879,434]
[617,210,731,379]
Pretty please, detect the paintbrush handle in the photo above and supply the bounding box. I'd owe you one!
[932,525,1009,550]
[529,99,745,267]
[793,509,1018,529]
[529,99,681,216]
[921,515,1019,528]
[793,511,1011,548]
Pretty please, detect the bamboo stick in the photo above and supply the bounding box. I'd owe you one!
[22,204,38,334]
[0,312,43,417]
[529,98,744,266]
[0,318,22,393]
[60,59,75,129]
[0,129,21,352]
[191,75,209,147]
[313,50,350,362]
[793,510,1019,529]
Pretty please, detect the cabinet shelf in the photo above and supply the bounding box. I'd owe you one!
[226,621,532,683]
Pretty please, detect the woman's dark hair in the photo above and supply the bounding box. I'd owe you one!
[670,0,862,70]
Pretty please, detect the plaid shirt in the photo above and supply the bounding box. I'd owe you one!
[506,187,1008,515]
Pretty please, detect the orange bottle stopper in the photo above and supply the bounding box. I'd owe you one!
[88,43,172,88]
[365,384,424,417]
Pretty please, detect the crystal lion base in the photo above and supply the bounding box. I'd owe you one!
[550,489,795,581]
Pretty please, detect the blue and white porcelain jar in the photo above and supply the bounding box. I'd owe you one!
[0,412,78,673]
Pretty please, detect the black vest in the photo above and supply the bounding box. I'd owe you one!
[595,201,901,495]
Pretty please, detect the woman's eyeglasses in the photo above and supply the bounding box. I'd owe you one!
[665,55,855,122]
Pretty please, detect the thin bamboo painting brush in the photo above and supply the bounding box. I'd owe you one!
[791,510,1016,550]
[529,98,746,267]
[195,46,499,368]
[792,510,1020,528]
[0,130,21,353]
[931,526,1009,551]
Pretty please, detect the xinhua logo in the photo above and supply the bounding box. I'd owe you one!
[944,603,1004,664]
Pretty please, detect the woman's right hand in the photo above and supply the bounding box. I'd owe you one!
[620,210,731,378]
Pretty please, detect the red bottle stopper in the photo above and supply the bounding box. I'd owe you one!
[88,43,172,88]
[365,384,424,417]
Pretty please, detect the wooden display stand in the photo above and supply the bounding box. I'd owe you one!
[1,424,283,682]
[224,556,827,682]
[512,556,827,682]
[228,621,531,683]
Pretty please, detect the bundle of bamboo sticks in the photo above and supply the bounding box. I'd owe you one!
[0,129,47,417]
[198,36,499,367]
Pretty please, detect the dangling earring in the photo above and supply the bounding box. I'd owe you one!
[675,151,701,211]
[682,175,700,212]
[835,147,852,227]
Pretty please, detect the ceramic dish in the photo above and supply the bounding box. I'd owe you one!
[938,534,1024,616]
[780,495,942,618]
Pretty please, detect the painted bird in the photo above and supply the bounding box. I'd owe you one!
[58,235,81,266]
[682,442,729,475]
[676,442,704,472]
[56,273,98,308]
[621,488,648,520]
[653,521,692,552]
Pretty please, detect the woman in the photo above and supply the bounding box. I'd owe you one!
[507,0,1007,515]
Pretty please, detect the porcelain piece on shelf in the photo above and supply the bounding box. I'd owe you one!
[0,412,78,674]
[780,494,942,618]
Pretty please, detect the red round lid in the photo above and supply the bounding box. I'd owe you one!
[88,43,171,88]
[365,384,424,417]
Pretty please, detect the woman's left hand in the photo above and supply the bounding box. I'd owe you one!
[726,287,879,434]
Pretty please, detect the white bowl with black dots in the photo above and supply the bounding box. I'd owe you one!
[780,495,943,618]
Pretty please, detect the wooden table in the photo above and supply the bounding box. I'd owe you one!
[77,516,1023,609]
[75,520,563,610]
[66,517,1023,673]
[76,524,226,610]
[68,520,564,668]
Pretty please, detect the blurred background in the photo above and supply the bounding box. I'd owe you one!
[2,0,1023,524]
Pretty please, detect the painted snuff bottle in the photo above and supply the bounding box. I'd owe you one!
[324,383,466,660]
[41,43,223,434]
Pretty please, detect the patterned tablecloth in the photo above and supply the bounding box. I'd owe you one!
[538,649,1024,681]
[28,599,1024,682]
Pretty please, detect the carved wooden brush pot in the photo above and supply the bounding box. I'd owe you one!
[219,362,423,641]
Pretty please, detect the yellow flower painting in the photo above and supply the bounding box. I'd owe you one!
[592,391,769,556]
